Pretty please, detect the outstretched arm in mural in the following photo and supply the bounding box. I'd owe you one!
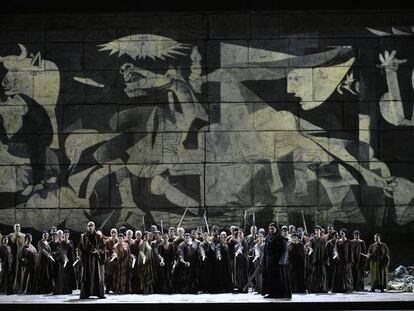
[305,135,397,197]
[378,50,414,126]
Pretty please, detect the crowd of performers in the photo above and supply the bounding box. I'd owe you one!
[0,221,391,299]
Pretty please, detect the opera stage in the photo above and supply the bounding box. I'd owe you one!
[1,290,413,311]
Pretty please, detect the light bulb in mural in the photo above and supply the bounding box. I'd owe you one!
[97,34,190,61]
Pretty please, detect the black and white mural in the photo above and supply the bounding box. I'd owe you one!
[0,13,413,259]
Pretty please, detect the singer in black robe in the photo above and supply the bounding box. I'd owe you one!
[198,235,217,293]
[233,230,249,293]
[60,231,77,293]
[78,222,105,299]
[215,233,232,293]
[34,232,54,294]
[289,234,306,293]
[175,233,200,294]
[0,236,13,294]
[326,231,338,292]
[157,234,175,294]
[308,226,329,293]
[262,223,291,299]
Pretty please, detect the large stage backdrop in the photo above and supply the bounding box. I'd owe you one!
[0,10,413,266]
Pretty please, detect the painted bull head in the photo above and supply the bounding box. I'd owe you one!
[0,44,60,148]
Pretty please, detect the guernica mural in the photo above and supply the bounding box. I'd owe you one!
[0,17,414,238]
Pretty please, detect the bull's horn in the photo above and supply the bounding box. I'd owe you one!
[17,43,27,60]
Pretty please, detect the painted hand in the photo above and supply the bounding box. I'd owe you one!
[378,50,407,72]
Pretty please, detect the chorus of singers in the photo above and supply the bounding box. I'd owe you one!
[0,221,391,299]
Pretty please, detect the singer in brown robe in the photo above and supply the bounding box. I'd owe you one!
[104,228,118,293]
[130,230,142,294]
[111,233,131,294]
[332,229,354,293]
[0,236,13,294]
[138,232,156,294]
[78,221,105,299]
[8,223,25,293]
[351,230,366,291]
[367,233,390,292]
[19,234,38,294]
[262,223,291,299]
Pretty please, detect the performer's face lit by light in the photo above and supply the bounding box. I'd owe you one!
[219,232,227,241]
[42,232,49,240]
[268,226,276,234]
[354,233,360,240]
[64,232,70,240]
[177,228,184,237]
[14,223,21,233]
[168,228,176,237]
[126,230,133,240]
[315,228,321,237]
[292,235,299,244]
[135,231,142,240]
[87,222,95,233]
[184,235,192,244]
[162,233,169,242]
[374,234,381,243]
[110,229,117,238]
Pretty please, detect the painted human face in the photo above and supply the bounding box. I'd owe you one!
[287,69,316,110]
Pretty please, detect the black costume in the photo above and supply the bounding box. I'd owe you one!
[262,233,291,298]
